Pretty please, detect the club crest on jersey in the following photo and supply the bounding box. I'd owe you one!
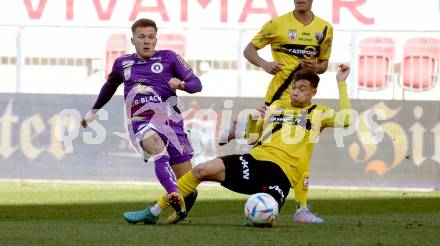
[151,62,163,73]
[288,29,297,41]
[315,31,324,43]
[122,60,135,80]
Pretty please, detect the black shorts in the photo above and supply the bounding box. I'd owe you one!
[219,154,290,209]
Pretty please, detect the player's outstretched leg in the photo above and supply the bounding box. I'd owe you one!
[123,206,159,225]
[293,208,324,224]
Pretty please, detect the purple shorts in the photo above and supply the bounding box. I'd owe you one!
[129,121,193,165]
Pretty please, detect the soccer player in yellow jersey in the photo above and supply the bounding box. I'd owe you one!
[242,0,333,222]
[134,64,352,225]
[244,0,333,105]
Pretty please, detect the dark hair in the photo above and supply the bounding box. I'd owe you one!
[292,69,320,88]
[131,18,158,34]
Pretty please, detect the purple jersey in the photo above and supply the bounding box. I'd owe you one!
[107,50,194,130]
[89,50,199,193]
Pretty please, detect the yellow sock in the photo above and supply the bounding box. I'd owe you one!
[295,174,309,211]
[158,195,169,209]
[295,191,308,211]
[178,171,201,197]
[295,191,307,202]
[157,171,201,209]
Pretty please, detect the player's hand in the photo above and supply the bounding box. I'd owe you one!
[168,78,185,90]
[249,105,267,119]
[336,64,350,82]
[300,58,319,71]
[262,61,284,75]
[81,111,95,128]
[256,105,267,118]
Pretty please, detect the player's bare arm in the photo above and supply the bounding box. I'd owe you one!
[81,111,95,128]
[243,43,284,75]
[80,79,121,128]
[336,64,350,82]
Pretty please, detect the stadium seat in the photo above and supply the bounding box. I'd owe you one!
[105,33,127,79]
[156,33,187,57]
[401,37,440,91]
[358,37,395,90]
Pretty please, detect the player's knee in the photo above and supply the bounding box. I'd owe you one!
[192,165,209,180]
[142,131,165,155]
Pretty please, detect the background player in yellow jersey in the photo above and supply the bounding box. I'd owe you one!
[137,64,352,225]
[243,0,333,223]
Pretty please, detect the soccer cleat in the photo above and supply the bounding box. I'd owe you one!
[165,192,187,224]
[293,208,324,224]
[123,207,158,225]
[184,190,198,213]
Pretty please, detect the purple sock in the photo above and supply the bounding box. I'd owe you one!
[154,154,178,193]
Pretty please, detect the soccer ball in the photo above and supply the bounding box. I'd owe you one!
[244,193,279,225]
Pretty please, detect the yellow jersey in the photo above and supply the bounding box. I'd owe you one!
[246,82,351,188]
[251,12,333,104]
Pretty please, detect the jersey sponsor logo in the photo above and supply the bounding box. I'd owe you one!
[302,45,318,59]
[239,156,250,180]
[134,79,149,83]
[122,60,134,80]
[274,44,320,59]
[269,113,313,130]
[269,185,285,202]
[299,37,313,42]
[131,95,162,106]
[288,29,297,41]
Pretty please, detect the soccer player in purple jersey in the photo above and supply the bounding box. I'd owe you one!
[80,18,202,224]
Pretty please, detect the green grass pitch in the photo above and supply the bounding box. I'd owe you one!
[1,181,439,245]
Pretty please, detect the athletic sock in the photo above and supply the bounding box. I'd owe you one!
[178,171,201,197]
[149,204,163,216]
[153,154,178,194]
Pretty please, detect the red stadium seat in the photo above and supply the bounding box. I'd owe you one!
[105,33,127,79]
[156,33,187,57]
[401,38,440,91]
[358,37,395,90]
